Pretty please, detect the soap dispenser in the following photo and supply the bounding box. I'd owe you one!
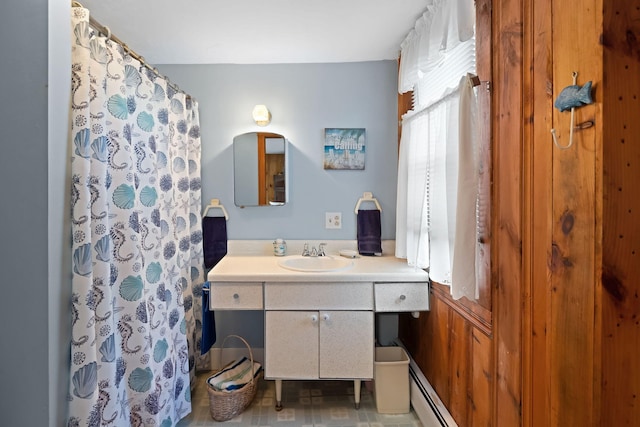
[273,238,287,256]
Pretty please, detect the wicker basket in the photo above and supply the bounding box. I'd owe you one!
[206,335,261,422]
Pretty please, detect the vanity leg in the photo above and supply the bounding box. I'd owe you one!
[353,379,361,409]
[275,379,283,411]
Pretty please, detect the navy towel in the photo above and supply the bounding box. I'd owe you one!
[201,216,227,354]
[202,216,228,269]
[357,209,382,256]
[201,282,216,355]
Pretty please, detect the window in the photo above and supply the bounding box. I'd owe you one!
[395,0,479,300]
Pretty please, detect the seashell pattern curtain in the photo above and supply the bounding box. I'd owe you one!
[68,7,205,425]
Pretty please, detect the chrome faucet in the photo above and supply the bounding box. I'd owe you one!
[301,243,310,257]
[301,242,327,257]
[318,243,327,256]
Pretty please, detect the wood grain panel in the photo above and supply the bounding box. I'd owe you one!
[522,0,553,425]
[427,297,452,399]
[257,135,266,205]
[400,294,494,426]
[492,0,524,423]
[548,2,602,424]
[475,0,493,314]
[471,329,492,427]
[257,132,284,205]
[448,313,471,425]
[264,153,284,202]
[601,1,640,424]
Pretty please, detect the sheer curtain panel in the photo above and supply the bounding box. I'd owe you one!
[398,0,475,94]
[395,0,479,300]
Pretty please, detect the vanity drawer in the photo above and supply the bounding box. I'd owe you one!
[264,282,373,310]
[209,282,263,310]
[374,282,429,312]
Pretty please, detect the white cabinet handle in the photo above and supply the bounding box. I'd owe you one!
[311,314,318,323]
[322,313,330,321]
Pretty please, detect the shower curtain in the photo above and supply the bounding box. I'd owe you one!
[68,7,205,426]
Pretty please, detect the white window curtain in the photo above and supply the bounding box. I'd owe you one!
[398,0,475,94]
[395,0,479,300]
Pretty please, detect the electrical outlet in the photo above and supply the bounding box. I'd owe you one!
[325,212,342,229]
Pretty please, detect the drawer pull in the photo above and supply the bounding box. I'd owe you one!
[233,293,239,299]
[399,294,406,301]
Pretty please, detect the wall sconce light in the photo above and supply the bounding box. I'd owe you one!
[252,104,271,126]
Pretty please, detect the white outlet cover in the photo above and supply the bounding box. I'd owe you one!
[325,212,342,229]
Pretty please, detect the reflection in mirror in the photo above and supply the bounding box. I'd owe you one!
[233,132,288,207]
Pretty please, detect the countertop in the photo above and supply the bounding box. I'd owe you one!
[207,251,429,283]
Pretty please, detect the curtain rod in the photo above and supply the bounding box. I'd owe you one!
[401,75,480,123]
[71,1,191,100]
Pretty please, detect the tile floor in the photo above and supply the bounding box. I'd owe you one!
[177,371,423,427]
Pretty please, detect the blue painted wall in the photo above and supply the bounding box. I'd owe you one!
[2,1,70,425]
[158,62,400,345]
[158,62,399,241]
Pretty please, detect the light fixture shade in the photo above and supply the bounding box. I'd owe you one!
[252,104,271,126]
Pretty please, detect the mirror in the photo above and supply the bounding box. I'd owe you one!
[233,132,288,207]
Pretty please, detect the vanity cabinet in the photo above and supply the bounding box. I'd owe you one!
[206,251,430,411]
[264,282,375,409]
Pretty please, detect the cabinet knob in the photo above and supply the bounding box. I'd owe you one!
[311,315,318,323]
[233,293,239,299]
[322,313,330,321]
[399,294,406,301]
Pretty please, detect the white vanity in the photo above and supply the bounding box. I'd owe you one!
[206,241,429,410]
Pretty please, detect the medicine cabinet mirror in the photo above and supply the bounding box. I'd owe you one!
[233,132,288,207]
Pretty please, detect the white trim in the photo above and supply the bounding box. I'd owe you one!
[394,340,457,427]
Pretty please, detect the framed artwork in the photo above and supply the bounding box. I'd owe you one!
[323,128,366,170]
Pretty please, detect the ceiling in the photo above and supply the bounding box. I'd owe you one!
[78,0,429,65]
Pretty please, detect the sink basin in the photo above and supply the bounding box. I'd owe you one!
[278,255,354,272]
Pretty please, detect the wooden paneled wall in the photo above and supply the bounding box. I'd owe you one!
[398,1,640,425]
[399,293,493,426]
[526,0,603,425]
[600,1,640,424]
[525,0,639,426]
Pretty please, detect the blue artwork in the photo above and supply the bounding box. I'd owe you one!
[324,128,366,170]
[554,80,593,112]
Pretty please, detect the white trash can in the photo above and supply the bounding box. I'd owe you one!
[373,346,410,414]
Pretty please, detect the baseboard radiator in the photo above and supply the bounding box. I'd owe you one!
[394,340,458,427]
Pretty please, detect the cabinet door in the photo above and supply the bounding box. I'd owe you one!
[319,310,374,379]
[265,311,319,379]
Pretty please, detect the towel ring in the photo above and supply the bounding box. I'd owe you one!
[203,198,229,220]
[354,191,382,214]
